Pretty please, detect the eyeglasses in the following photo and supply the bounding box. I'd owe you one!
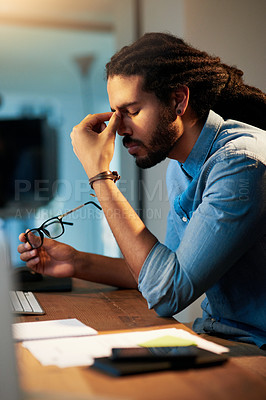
[25,201,102,249]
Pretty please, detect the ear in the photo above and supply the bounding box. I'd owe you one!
[170,85,189,116]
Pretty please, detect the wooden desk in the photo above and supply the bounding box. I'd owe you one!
[16,279,266,400]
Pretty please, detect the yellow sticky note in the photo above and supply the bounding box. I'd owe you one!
[138,335,197,348]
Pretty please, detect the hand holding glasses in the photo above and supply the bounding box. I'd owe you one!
[25,201,102,249]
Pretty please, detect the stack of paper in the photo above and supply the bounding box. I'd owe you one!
[13,318,97,341]
[12,320,229,368]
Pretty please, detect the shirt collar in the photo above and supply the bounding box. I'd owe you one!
[180,110,224,178]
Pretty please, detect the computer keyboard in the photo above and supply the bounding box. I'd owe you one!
[9,290,45,315]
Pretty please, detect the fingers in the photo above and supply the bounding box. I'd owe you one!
[17,242,30,253]
[80,111,120,135]
[71,111,121,142]
[17,241,36,257]
[105,111,121,135]
[18,232,31,253]
[19,232,27,243]
[18,245,40,266]
[70,111,121,176]
[81,112,113,130]
[25,257,40,268]
[18,233,39,265]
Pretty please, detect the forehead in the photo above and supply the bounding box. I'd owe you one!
[107,75,148,108]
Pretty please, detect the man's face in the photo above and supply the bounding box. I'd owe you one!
[107,75,180,168]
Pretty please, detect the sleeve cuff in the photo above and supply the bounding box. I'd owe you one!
[138,241,176,309]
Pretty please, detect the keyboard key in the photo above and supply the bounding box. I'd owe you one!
[16,291,32,312]
[24,292,44,314]
[9,291,23,312]
[9,290,45,315]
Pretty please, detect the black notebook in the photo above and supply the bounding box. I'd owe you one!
[91,348,228,377]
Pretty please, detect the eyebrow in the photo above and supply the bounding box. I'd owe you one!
[110,101,139,112]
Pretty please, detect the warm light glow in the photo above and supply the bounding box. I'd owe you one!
[0,0,114,29]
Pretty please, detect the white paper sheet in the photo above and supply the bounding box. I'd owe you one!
[13,318,97,341]
[22,328,229,368]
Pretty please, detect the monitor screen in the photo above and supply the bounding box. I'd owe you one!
[0,117,57,218]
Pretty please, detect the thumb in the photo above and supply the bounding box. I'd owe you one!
[41,236,57,250]
[106,111,121,134]
[19,232,27,243]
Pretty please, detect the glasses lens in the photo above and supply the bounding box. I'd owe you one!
[27,230,42,249]
[43,218,63,239]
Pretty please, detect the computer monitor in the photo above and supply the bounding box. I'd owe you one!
[0,241,21,400]
[0,117,57,218]
[0,117,71,291]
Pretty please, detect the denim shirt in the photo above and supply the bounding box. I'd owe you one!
[138,110,266,347]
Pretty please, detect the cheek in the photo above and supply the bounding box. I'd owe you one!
[133,121,153,144]
[134,110,159,134]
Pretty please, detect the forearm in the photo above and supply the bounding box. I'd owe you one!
[93,179,158,281]
[73,250,138,288]
[70,111,158,282]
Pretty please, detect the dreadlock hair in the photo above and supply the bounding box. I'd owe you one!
[106,32,266,130]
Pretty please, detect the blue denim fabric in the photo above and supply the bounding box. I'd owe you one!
[138,110,266,348]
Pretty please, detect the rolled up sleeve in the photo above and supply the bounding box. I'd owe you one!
[138,242,177,310]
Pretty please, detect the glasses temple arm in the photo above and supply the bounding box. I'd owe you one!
[84,201,102,210]
[58,201,102,219]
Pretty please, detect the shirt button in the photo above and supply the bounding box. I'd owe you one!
[182,216,187,222]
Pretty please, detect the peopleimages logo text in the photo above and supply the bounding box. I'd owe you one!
[14,178,170,203]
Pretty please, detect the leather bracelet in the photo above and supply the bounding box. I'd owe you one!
[89,170,121,190]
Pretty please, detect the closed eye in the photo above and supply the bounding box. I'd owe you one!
[127,110,140,117]
[110,107,140,117]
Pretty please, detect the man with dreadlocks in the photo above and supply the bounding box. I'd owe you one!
[18,33,266,348]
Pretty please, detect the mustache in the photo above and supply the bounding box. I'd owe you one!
[122,136,143,148]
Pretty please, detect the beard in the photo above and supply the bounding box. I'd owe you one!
[123,105,178,169]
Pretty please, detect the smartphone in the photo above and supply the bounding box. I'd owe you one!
[111,346,198,361]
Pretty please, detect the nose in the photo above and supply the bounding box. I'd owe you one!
[116,116,132,137]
